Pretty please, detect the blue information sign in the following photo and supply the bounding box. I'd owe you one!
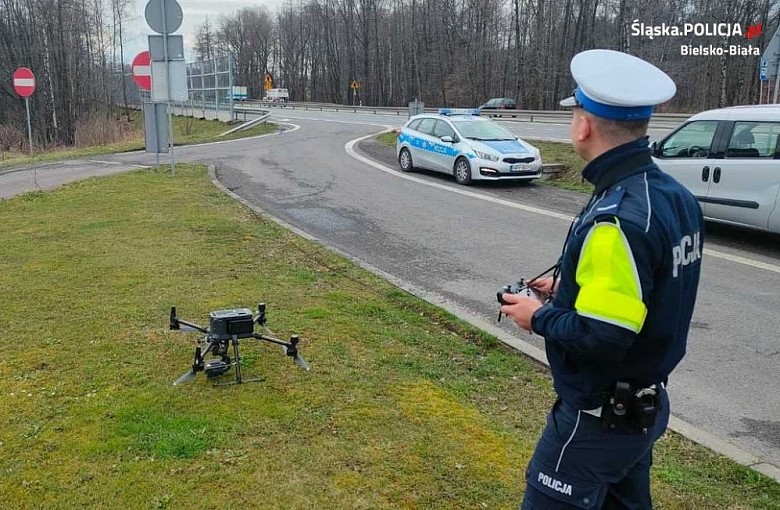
[760,59,768,81]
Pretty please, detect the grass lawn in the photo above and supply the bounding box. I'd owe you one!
[376,131,399,146]
[0,112,276,169]
[531,140,594,193]
[0,165,778,509]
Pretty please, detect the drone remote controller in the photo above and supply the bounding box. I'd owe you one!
[496,278,547,322]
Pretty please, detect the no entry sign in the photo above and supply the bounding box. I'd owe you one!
[132,51,152,91]
[12,67,36,97]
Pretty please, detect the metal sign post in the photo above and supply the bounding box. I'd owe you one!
[25,98,33,156]
[13,67,36,155]
[228,56,234,121]
[145,0,184,174]
[350,80,361,106]
[760,58,767,104]
[160,0,174,174]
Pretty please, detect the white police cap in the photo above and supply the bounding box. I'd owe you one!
[560,49,676,121]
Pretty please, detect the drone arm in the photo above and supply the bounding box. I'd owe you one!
[251,332,289,347]
[175,318,209,334]
[252,333,309,370]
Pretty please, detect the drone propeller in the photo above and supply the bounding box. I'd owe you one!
[173,369,197,385]
[292,353,310,371]
[285,335,311,371]
[173,346,204,386]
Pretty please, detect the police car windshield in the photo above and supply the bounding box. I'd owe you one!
[452,120,516,141]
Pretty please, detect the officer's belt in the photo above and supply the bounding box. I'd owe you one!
[582,382,666,418]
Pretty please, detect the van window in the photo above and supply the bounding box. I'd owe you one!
[726,122,780,158]
[659,121,719,158]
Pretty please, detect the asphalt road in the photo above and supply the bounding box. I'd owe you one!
[2,110,779,480]
[0,159,148,199]
[254,106,675,142]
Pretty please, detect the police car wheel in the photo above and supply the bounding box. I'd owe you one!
[454,157,472,185]
[399,148,415,172]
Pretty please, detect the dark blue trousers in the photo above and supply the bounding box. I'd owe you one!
[521,390,669,510]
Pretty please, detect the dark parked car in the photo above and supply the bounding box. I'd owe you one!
[479,97,517,110]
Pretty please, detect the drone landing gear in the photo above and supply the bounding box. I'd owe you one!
[210,335,266,386]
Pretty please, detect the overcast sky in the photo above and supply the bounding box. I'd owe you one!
[124,0,284,62]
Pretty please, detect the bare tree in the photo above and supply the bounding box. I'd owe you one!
[2,0,779,152]
[195,18,216,61]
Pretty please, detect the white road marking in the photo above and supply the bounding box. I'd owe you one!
[703,248,780,274]
[345,130,780,275]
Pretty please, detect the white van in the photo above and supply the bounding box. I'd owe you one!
[263,88,289,103]
[652,105,780,233]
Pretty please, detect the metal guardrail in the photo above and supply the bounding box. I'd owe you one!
[233,100,688,128]
[219,112,271,137]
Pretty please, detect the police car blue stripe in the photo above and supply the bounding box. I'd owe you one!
[399,132,459,157]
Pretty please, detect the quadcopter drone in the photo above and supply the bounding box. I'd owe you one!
[170,303,310,386]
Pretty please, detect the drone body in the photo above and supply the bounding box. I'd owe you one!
[170,303,310,386]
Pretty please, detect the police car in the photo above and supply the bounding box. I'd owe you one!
[396,109,543,185]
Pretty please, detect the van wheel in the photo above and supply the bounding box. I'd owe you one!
[454,157,472,185]
[399,148,415,172]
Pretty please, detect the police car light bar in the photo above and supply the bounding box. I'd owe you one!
[438,108,481,116]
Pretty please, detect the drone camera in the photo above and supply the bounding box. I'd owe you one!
[204,358,232,378]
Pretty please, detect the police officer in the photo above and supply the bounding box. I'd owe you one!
[500,49,704,509]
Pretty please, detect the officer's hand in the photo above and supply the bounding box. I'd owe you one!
[529,276,557,296]
[500,294,543,332]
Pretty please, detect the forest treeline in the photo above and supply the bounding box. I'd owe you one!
[2,0,779,148]
[200,0,778,111]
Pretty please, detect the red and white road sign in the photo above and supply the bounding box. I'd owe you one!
[131,51,152,91]
[12,67,36,97]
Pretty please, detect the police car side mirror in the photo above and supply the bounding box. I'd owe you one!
[649,141,660,157]
[440,135,455,143]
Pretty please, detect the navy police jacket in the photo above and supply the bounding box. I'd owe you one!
[531,137,704,409]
